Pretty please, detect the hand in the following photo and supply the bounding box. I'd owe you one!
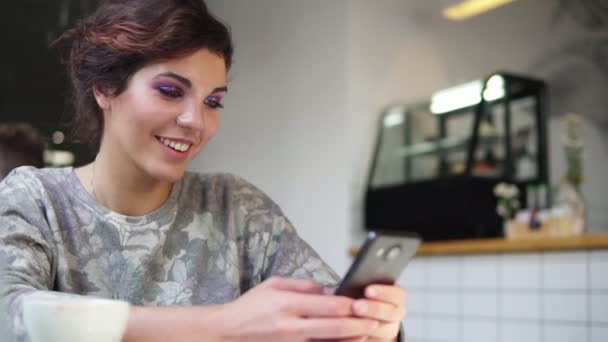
[349,284,407,341]
[216,277,380,342]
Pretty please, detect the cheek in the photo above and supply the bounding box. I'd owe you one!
[123,104,174,142]
[205,113,220,139]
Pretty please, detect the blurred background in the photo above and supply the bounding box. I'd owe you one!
[1,1,607,341]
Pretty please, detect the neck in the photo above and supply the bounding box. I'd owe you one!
[79,148,173,217]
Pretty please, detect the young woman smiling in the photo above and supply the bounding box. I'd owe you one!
[0,1,407,341]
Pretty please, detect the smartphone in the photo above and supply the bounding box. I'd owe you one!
[334,231,421,298]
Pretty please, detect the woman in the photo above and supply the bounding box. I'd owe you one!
[0,1,407,341]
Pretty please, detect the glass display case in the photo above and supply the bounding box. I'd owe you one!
[365,73,548,240]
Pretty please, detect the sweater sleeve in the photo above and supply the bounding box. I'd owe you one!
[0,170,79,341]
[261,211,340,287]
[226,173,339,288]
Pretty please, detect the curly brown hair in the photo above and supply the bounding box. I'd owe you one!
[53,0,233,151]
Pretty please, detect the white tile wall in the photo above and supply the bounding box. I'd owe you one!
[428,256,460,289]
[462,255,498,289]
[543,252,588,290]
[591,325,608,342]
[500,292,541,320]
[403,315,425,340]
[406,289,427,314]
[427,317,460,342]
[590,293,608,323]
[590,251,608,290]
[462,320,497,342]
[462,292,497,318]
[428,291,460,316]
[543,292,588,322]
[400,249,607,342]
[500,253,541,289]
[401,258,427,288]
[543,324,587,342]
[500,322,541,342]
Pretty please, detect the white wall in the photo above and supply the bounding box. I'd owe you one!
[197,0,352,273]
[195,0,608,273]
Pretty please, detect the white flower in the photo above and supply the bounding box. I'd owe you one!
[504,184,519,198]
[494,183,508,197]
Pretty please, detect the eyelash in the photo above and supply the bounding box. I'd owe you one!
[157,85,183,98]
[157,85,224,109]
[204,97,224,109]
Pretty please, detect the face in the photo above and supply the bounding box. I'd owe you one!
[95,48,227,183]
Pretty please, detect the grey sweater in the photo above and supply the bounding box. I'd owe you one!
[0,166,339,340]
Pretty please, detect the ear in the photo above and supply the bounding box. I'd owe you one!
[92,83,111,112]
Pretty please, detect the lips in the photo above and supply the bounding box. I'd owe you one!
[156,136,192,152]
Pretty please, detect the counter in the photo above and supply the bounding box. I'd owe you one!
[349,233,608,257]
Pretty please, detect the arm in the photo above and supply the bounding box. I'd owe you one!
[123,278,378,342]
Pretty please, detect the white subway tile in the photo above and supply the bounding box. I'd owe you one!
[500,292,541,320]
[500,253,541,289]
[591,294,608,323]
[543,292,588,322]
[501,322,541,342]
[543,252,588,290]
[591,325,608,342]
[427,256,461,289]
[427,317,459,342]
[591,250,608,262]
[461,320,497,342]
[428,291,460,316]
[400,258,427,288]
[462,292,497,318]
[543,324,587,342]
[406,289,427,314]
[590,251,608,291]
[403,316,424,340]
[462,255,498,289]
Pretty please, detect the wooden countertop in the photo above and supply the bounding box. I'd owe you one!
[349,234,608,257]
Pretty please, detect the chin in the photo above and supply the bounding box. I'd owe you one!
[147,165,187,184]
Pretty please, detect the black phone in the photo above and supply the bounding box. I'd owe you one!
[334,231,421,298]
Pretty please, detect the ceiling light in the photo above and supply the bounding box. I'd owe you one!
[430,75,505,114]
[383,107,406,127]
[443,0,516,21]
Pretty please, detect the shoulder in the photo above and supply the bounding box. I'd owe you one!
[180,171,283,216]
[0,166,69,211]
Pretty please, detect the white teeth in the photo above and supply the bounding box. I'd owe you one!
[158,137,191,152]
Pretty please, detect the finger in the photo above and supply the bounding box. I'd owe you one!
[299,318,379,339]
[285,293,354,317]
[352,299,406,323]
[310,337,366,342]
[364,285,406,306]
[263,277,323,294]
[367,322,400,340]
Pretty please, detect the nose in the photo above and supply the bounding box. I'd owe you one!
[176,106,205,131]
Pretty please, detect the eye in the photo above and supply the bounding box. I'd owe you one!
[157,85,183,98]
[204,96,224,109]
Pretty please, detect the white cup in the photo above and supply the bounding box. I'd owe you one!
[23,294,129,342]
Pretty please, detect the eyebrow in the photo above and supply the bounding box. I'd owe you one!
[156,72,228,94]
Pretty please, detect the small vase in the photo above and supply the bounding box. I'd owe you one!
[553,182,586,235]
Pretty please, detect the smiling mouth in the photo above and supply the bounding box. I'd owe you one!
[156,136,192,152]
